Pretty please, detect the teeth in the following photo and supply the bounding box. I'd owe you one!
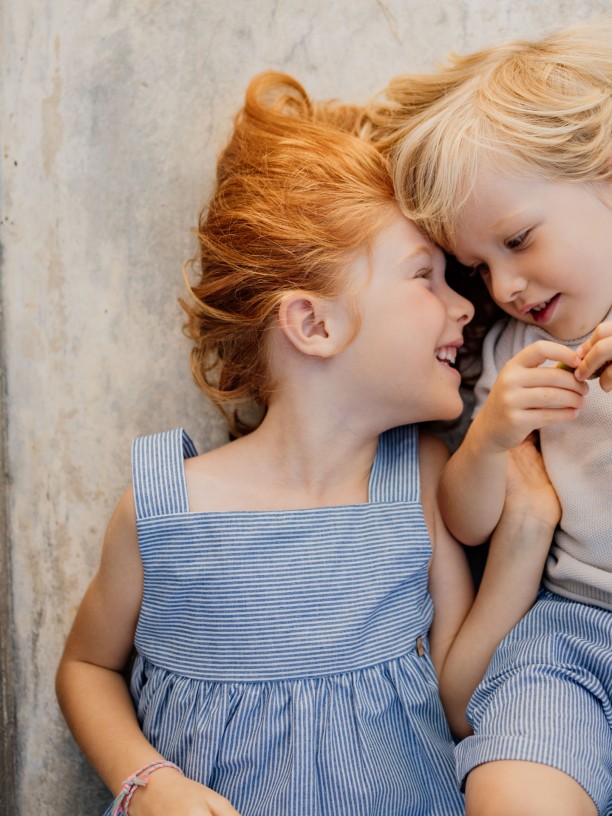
[530,299,550,313]
[436,346,457,364]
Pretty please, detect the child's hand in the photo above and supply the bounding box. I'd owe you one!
[477,340,587,452]
[574,321,612,390]
[504,434,561,532]
[130,769,241,816]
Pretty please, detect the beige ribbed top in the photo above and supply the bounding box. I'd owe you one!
[474,315,612,611]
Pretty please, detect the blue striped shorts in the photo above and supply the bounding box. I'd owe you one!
[455,590,612,814]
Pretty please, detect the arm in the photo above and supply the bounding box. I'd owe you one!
[424,434,560,738]
[55,488,240,816]
[439,339,584,546]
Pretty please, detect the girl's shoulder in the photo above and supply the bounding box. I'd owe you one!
[183,438,250,514]
[417,432,450,475]
[182,434,279,514]
[417,432,450,529]
[130,427,245,517]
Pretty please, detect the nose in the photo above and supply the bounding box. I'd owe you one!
[489,265,527,304]
[443,285,474,326]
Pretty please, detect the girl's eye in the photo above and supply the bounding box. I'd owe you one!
[416,267,433,281]
[505,230,530,250]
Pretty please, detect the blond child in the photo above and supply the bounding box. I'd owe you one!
[367,19,612,816]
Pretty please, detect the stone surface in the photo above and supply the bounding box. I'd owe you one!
[2,1,609,812]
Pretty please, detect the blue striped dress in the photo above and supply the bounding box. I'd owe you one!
[103,425,464,815]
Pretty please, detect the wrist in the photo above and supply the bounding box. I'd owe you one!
[497,508,558,541]
[467,415,510,458]
[112,761,184,816]
[502,487,560,532]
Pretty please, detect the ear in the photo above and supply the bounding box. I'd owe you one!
[277,291,349,358]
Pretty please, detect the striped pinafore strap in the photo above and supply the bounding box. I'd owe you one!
[131,428,197,520]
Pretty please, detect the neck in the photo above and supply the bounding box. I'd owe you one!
[237,391,381,506]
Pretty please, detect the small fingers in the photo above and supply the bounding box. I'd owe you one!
[575,360,612,383]
[575,322,612,382]
[598,366,612,392]
[525,386,586,410]
[515,340,581,370]
[517,365,589,395]
[574,346,612,382]
[576,320,612,356]
[529,407,582,426]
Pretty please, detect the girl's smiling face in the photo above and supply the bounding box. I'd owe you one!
[453,168,612,341]
[342,211,474,426]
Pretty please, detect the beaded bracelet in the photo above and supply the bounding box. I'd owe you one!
[111,760,184,816]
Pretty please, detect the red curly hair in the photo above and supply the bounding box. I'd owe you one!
[182,72,396,436]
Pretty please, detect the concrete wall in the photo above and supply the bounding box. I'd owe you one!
[1,1,609,813]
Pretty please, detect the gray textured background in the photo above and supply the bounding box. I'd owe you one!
[2,1,609,813]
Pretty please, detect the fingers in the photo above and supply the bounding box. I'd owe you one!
[480,340,592,452]
[598,367,612,392]
[510,365,589,396]
[508,437,543,469]
[575,322,612,385]
[516,385,586,410]
[514,340,581,370]
[508,439,550,486]
[507,341,588,398]
[473,316,612,473]
[504,439,561,527]
[496,363,588,409]
[523,407,583,425]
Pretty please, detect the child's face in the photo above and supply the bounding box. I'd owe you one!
[453,167,612,341]
[344,211,474,425]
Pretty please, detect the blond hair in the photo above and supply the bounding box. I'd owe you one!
[182,72,395,436]
[365,19,612,249]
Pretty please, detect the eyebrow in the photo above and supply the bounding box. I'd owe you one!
[454,208,536,262]
[491,208,534,232]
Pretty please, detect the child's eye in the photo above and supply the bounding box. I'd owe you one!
[505,230,530,250]
[415,267,433,281]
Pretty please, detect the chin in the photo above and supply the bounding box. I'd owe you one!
[406,396,463,426]
[439,396,464,421]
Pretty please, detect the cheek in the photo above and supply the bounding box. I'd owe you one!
[414,304,447,351]
[421,287,449,317]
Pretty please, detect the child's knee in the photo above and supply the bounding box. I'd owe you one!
[465,761,597,816]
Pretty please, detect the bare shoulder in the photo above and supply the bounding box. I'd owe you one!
[98,485,141,588]
[418,433,451,539]
[104,484,137,537]
[59,486,143,672]
[418,433,450,492]
[183,436,261,512]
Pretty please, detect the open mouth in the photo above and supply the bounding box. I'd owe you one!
[435,346,458,367]
[528,294,560,324]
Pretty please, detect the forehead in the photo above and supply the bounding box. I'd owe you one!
[450,178,526,261]
[374,212,437,260]
[452,167,611,262]
[453,165,551,247]
[461,160,600,221]
[433,150,539,251]
[344,209,435,288]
